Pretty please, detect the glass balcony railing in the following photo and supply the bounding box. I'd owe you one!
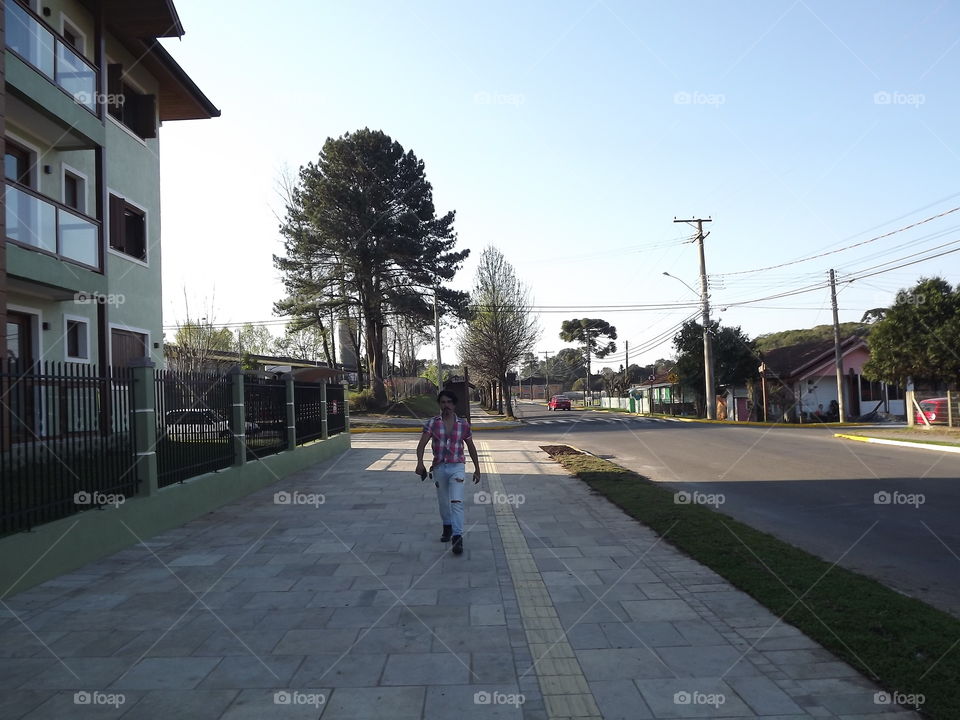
[5,0,97,112]
[5,182,101,270]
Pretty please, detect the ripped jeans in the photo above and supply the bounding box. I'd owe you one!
[432,462,465,536]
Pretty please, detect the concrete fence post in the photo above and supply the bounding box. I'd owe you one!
[129,358,158,497]
[906,388,915,427]
[343,381,350,432]
[230,366,246,466]
[320,382,329,440]
[284,373,296,451]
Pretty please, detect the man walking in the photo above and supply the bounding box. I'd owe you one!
[415,390,481,555]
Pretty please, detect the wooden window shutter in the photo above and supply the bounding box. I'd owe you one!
[137,94,157,139]
[109,194,124,252]
[107,64,124,116]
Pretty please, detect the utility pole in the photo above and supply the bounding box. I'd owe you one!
[539,351,552,401]
[433,285,443,392]
[829,269,845,423]
[674,217,715,419]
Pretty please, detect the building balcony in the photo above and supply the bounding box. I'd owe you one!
[4,0,98,113]
[5,181,101,272]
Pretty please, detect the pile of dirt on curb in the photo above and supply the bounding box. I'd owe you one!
[540,445,583,457]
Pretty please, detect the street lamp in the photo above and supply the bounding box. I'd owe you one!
[662,270,716,420]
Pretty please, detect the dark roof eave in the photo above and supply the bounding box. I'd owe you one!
[145,40,221,120]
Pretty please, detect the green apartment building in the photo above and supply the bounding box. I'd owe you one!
[0,0,218,380]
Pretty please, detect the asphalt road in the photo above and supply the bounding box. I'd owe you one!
[507,400,960,617]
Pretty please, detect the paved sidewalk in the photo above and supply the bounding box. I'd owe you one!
[349,403,523,430]
[0,437,920,719]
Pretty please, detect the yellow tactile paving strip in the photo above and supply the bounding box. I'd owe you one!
[479,440,603,720]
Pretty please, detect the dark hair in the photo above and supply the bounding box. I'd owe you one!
[438,390,458,404]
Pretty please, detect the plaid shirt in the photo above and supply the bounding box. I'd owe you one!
[422,415,472,465]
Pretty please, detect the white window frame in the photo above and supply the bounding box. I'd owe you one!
[108,322,152,367]
[5,130,42,189]
[104,55,151,147]
[63,313,91,362]
[106,187,150,267]
[59,12,87,58]
[61,162,88,214]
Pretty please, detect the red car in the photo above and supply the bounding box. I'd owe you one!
[915,397,949,425]
[548,395,571,411]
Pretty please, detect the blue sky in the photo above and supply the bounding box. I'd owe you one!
[158,0,960,368]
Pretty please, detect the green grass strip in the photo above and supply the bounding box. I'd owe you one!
[553,452,958,719]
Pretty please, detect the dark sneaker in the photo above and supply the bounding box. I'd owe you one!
[440,524,453,542]
[452,535,463,555]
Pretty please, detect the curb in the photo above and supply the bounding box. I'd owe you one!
[634,414,874,429]
[350,424,522,434]
[834,433,960,454]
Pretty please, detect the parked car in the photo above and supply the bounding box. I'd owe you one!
[548,395,572,411]
[164,409,260,439]
[915,397,950,425]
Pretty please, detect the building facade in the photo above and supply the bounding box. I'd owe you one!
[1,0,218,371]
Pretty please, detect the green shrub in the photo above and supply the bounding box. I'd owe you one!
[349,389,379,412]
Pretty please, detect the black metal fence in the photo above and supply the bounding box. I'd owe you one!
[294,382,325,445]
[327,383,346,435]
[244,375,288,460]
[1,360,138,536]
[155,370,234,487]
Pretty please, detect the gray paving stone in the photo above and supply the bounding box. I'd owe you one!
[0,689,49,719]
[470,604,506,626]
[635,677,753,717]
[290,652,386,687]
[320,686,424,719]
[20,689,142,719]
[576,648,674,681]
[727,675,806,715]
[397,605,469,628]
[600,620,687,648]
[349,626,434,654]
[424,684,526,718]
[271,628,358,655]
[116,689,238,719]
[430,626,511,653]
[197,655,303,688]
[219,687,331,719]
[565,623,611,650]
[381,652,471,685]
[109,657,221,690]
[471,652,519,684]
[621,599,702,622]
[326,605,401,628]
[0,659,55,689]
[589,679,655,719]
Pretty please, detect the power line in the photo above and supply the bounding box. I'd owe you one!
[714,205,960,277]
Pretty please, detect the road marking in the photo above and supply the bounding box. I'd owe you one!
[479,440,602,720]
